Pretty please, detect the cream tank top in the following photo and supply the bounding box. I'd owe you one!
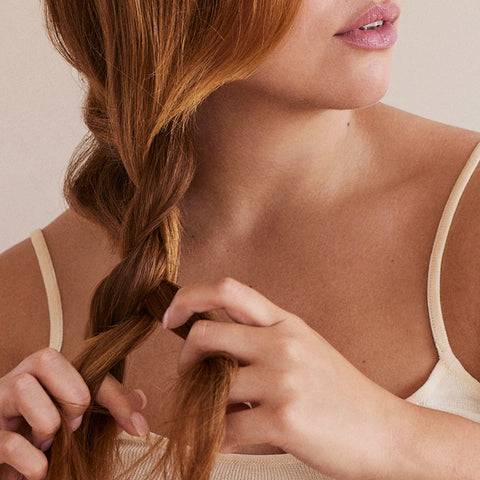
[30,141,480,479]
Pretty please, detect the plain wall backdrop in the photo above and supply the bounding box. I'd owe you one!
[1,0,480,252]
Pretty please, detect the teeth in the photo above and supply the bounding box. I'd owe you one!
[359,20,384,30]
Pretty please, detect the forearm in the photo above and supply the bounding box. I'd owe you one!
[387,398,480,479]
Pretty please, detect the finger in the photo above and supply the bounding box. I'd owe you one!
[95,374,149,437]
[0,430,48,480]
[4,372,61,450]
[8,348,91,422]
[223,405,276,451]
[227,366,267,404]
[164,277,286,329]
[178,321,265,374]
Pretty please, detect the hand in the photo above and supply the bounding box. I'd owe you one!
[0,347,149,480]
[163,277,404,479]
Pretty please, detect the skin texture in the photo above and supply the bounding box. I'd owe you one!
[3,0,480,477]
[185,0,405,229]
[162,277,408,477]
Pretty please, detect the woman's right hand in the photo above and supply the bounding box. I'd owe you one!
[0,347,149,480]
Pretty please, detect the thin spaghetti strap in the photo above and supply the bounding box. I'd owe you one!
[427,141,480,362]
[30,229,64,352]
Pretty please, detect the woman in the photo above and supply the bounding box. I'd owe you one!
[1,0,480,478]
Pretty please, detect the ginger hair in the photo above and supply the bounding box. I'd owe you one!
[40,1,302,478]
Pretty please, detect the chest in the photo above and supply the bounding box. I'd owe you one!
[124,198,444,438]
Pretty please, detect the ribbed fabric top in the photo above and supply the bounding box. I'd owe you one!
[30,141,480,479]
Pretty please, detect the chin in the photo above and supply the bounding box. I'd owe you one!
[335,82,391,110]
[313,58,393,111]
[239,54,393,112]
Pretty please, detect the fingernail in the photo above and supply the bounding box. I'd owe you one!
[40,437,54,452]
[162,308,170,329]
[70,415,83,432]
[130,411,150,436]
[133,389,148,409]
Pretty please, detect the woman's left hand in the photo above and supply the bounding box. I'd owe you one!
[162,277,406,479]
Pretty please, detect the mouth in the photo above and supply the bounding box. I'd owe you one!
[334,2,401,36]
[358,20,385,30]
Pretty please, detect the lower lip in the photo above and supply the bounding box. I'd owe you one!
[334,22,398,50]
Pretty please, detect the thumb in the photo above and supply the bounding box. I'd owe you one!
[95,373,150,437]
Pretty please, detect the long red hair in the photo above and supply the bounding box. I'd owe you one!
[41,1,302,478]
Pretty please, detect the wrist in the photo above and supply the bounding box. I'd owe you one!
[380,396,426,479]
[336,386,417,480]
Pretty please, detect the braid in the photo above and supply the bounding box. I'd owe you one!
[50,117,234,480]
[41,0,303,478]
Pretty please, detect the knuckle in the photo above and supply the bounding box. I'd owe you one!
[215,276,239,300]
[12,372,37,396]
[275,336,302,363]
[74,383,91,409]
[286,314,305,330]
[1,432,24,458]
[33,347,62,371]
[40,413,62,438]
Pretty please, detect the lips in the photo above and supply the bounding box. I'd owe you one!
[335,2,401,35]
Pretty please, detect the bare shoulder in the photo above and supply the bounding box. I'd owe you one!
[0,234,51,376]
[432,120,480,378]
[376,103,480,376]
[364,103,480,218]
[373,102,480,163]
[0,209,120,377]
[377,102,480,210]
[370,102,480,378]
[377,102,480,273]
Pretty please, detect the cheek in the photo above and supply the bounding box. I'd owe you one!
[251,0,351,83]
[297,0,351,39]
[240,2,394,109]
[317,52,394,108]
[245,43,394,111]
[245,6,335,90]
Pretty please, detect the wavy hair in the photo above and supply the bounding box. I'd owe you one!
[40,1,302,478]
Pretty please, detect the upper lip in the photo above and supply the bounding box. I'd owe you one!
[335,2,401,35]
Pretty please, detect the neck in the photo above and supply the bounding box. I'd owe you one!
[181,84,377,240]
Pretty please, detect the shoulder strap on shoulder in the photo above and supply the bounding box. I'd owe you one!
[30,229,63,352]
[428,141,480,362]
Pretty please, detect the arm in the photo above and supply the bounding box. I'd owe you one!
[387,399,480,479]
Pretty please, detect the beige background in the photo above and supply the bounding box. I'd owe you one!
[1,0,480,252]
